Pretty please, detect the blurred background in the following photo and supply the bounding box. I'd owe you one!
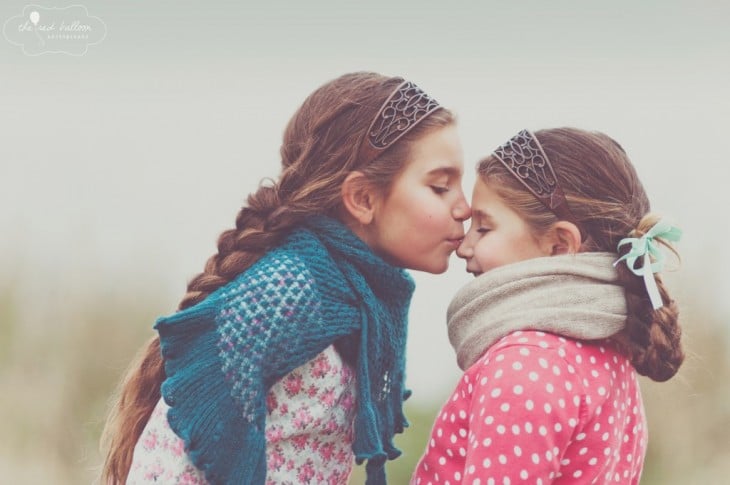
[1,0,728,483]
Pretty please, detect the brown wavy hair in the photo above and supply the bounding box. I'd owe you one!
[477,127,683,382]
[99,72,454,484]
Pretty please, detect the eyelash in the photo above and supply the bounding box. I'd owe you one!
[430,185,449,194]
[476,227,491,234]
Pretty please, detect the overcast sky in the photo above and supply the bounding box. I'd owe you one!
[2,0,728,402]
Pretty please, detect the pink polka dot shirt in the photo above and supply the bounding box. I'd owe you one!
[412,331,647,484]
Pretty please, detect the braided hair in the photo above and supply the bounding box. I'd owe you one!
[477,127,683,382]
[100,71,455,484]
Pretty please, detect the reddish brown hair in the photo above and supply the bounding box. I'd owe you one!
[100,72,454,483]
[478,127,683,382]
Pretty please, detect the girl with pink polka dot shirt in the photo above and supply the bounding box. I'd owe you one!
[412,128,683,484]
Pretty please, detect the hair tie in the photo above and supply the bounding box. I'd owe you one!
[613,219,682,309]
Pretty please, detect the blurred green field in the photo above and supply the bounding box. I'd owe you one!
[1,277,728,484]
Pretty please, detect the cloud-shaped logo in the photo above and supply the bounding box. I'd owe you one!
[3,5,107,56]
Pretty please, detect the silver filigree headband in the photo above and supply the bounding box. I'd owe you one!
[492,129,578,224]
[358,80,441,166]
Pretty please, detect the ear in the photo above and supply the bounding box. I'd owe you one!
[541,221,582,255]
[341,171,377,225]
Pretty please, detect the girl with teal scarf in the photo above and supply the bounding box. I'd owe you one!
[101,72,470,485]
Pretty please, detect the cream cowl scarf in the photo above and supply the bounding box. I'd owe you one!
[447,253,628,371]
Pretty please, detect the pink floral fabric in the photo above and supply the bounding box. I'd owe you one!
[127,345,356,484]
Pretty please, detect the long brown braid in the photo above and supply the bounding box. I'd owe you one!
[477,127,683,383]
[100,72,455,484]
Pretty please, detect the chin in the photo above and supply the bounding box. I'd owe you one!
[417,259,449,275]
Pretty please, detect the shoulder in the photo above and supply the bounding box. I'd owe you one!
[473,331,627,399]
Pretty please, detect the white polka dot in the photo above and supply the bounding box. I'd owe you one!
[495,369,504,378]
[503,478,510,485]
[513,445,522,457]
[546,383,554,393]
[529,372,539,382]
[526,399,534,410]
[483,458,491,468]
[598,387,607,396]
[589,457,598,465]
[554,422,562,432]
[459,447,466,457]
[459,428,467,438]
[497,425,506,434]
[544,403,552,413]
[468,465,476,475]
[538,358,548,368]
[512,361,523,370]
[513,385,524,395]
[511,424,520,435]
[437,427,443,437]
[573,470,583,478]
[482,437,492,447]
[450,433,457,443]
[524,422,533,433]
[459,410,467,419]
[430,438,435,448]
[500,402,510,412]
[531,453,540,464]
[439,456,446,465]
[455,471,461,481]
[498,454,507,465]
[490,388,502,398]
[520,470,528,479]
[539,426,548,436]
[576,432,586,441]
[579,447,587,455]
[519,348,530,356]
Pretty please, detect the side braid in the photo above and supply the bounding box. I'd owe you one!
[179,185,287,310]
[478,127,684,384]
[101,71,455,484]
[612,216,684,382]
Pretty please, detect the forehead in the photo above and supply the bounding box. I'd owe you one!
[402,125,464,175]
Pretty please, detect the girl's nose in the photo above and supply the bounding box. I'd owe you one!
[452,195,471,221]
[456,236,473,259]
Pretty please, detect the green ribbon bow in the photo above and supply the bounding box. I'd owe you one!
[614,219,682,310]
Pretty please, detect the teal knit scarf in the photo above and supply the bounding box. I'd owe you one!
[155,216,415,484]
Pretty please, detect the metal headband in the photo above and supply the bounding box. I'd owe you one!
[492,129,578,224]
[358,80,441,166]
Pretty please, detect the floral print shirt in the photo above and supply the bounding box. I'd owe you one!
[127,345,357,484]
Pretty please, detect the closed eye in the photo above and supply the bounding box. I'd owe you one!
[430,185,449,194]
[476,227,491,234]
